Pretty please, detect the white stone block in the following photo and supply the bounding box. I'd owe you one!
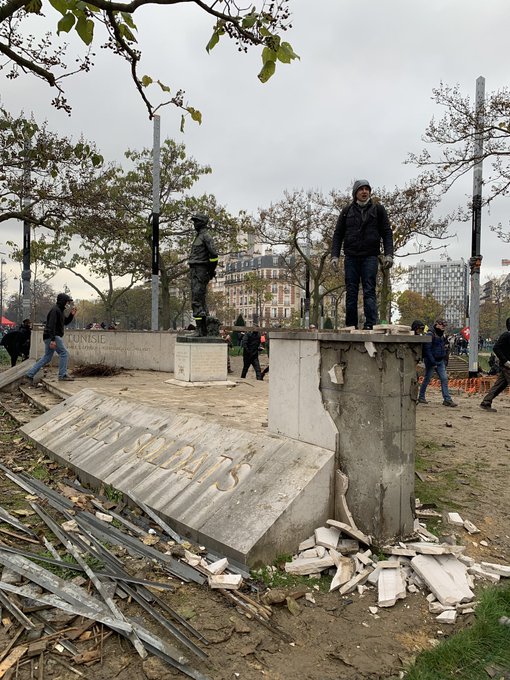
[480,562,510,577]
[377,568,407,607]
[329,557,355,592]
[174,342,227,382]
[314,526,341,550]
[436,610,457,624]
[298,536,315,552]
[208,574,243,590]
[446,512,464,527]
[285,556,334,575]
[411,555,467,606]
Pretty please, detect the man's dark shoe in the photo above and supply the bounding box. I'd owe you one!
[58,375,75,382]
[480,402,497,412]
[443,400,458,407]
[23,375,34,385]
[418,397,428,404]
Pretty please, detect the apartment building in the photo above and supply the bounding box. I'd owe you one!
[407,259,468,328]
[223,249,300,326]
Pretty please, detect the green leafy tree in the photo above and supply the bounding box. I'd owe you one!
[0,108,103,226]
[396,290,444,327]
[0,1,297,119]
[243,272,273,324]
[118,138,245,328]
[257,189,346,327]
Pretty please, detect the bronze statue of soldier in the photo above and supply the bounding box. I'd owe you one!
[188,213,219,337]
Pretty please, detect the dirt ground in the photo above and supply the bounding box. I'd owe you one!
[0,358,508,680]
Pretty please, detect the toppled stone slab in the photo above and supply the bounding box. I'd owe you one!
[20,389,335,566]
[411,555,471,606]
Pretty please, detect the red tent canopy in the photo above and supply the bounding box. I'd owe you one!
[0,317,16,327]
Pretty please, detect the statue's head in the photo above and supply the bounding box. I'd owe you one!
[192,213,209,232]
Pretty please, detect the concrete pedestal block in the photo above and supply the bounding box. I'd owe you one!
[268,331,427,545]
[174,336,227,382]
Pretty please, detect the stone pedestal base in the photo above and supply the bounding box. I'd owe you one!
[174,336,227,382]
[268,331,427,544]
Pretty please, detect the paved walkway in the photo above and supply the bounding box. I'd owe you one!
[31,354,271,436]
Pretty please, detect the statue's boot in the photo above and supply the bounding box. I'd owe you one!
[192,317,207,337]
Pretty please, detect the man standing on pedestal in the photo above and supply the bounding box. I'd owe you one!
[330,180,394,330]
[188,213,219,337]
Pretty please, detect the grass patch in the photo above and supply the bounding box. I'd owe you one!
[415,440,464,511]
[30,464,49,480]
[33,551,104,580]
[103,484,123,503]
[405,582,510,679]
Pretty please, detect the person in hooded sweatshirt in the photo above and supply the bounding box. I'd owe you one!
[480,317,510,412]
[25,293,77,383]
[330,180,393,330]
[418,318,457,407]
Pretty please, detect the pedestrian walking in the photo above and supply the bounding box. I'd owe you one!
[480,317,510,412]
[25,293,76,383]
[418,318,457,407]
[240,327,262,380]
[1,318,32,367]
[330,180,394,329]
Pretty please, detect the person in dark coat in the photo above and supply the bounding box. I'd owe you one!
[418,318,457,407]
[330,180,393,329]
[188,213,219,337]
[241,327,262,380]
[480,317,510,412]
[1,319,32,367]
[25,293,76,383]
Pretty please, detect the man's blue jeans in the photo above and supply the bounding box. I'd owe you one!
[344,255,379,329]
[419,360,452,402]
[27,336,69,379]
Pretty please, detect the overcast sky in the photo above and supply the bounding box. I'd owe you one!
[1,0,510,302]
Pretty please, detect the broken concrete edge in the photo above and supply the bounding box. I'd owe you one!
[269,330,429,344]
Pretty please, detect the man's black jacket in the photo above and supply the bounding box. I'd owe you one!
[331,200,393,258]
[43,304,75,341]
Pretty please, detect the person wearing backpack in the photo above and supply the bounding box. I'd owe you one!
[330,180,393,330]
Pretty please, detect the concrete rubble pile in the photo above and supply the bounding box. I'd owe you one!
[283,509,510,624]
[0,463,286,680]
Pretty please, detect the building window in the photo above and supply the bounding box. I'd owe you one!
[271,308,277,318]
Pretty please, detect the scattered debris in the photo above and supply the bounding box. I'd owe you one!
[72,364,123,377]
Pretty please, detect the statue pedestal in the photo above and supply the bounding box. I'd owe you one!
[268,331,427,545]
[174,336,228,382]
